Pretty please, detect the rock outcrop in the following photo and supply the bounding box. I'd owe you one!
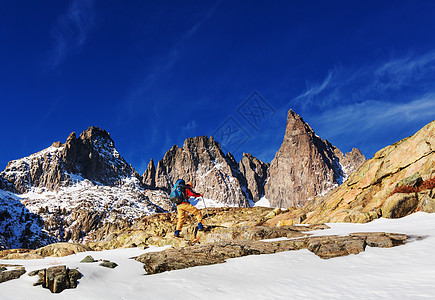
[136,232,408,275]
[267,119,435,225]
[239,153,269,202]
[264,109,365,208]
[148,136,250,207]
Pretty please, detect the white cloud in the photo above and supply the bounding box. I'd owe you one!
[47,0,95,69]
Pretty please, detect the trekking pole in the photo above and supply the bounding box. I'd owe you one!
[201,196,210,220]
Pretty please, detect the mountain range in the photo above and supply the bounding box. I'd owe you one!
[0,108,379,250]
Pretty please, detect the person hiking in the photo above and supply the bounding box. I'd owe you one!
[173,181,204,238]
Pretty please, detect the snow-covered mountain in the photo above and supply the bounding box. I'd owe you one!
[0,127,164,249]
[1,127,141,193]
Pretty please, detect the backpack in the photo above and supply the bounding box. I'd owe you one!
[170,179,186,205]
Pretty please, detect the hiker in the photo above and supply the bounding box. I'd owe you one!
[173,181,204,237]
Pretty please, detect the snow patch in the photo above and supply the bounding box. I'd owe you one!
[253,196,271,207]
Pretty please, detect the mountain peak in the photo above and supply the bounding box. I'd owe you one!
[284,109,316,138]
[0,126,137,193]
[265,108,365,208]
[79,126,112,142]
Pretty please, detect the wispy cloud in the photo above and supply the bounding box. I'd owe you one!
[184,0,222,39]
[293,69,335,105]
[316,96,435,135]
[47,0,95,69]
[291,50,435,111]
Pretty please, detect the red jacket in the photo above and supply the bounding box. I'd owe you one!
[183,187,202,199]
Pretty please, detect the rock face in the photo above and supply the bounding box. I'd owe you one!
[239,153,269,202]
[264,109,365,208]
[136,232,408,275]
[147,136,250,207]
[268,119,435,225]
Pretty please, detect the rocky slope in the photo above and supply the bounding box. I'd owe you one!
[143,136,251,207]
[0,190,57,250]
[264,109,365,208]
[268,119,435,225]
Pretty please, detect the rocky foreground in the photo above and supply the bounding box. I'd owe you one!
[1,207,410,290]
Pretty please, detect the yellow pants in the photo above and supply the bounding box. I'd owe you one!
[176,202,203,231]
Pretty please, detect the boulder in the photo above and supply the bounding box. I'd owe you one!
[382,193,419,218]
[306,235,366,259]
[80,255,95,263]
[0,267,26,283]
[99,261,118,269]
[29,265,82,293]
[419,191,435,213]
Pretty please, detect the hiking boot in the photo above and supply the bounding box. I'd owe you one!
[174,230,181,238]
[197,223,204,231]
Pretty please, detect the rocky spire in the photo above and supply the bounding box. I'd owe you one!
[142,158,156,188]
[239,153,269,202]
[264,109,365,208]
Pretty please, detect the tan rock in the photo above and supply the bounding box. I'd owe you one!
[277,219,293,226]
[418,191,435,213]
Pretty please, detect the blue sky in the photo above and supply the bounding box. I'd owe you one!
[1,0,435,174]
